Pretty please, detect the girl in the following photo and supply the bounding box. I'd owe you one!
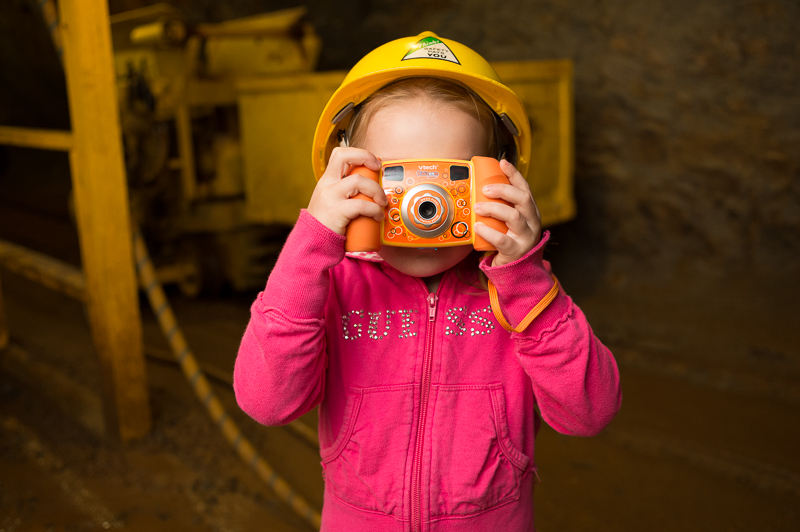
[235,32,621,532]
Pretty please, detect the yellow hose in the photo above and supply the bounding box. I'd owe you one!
[133,231,322,529]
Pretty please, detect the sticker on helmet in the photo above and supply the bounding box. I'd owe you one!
[402,37,460,64]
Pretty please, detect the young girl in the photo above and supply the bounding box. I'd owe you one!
[235,32,621,532]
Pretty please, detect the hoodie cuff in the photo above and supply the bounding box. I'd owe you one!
[479,231,570,338]
[258,210,346,319]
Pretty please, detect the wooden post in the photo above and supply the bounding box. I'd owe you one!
[58,0,151,441]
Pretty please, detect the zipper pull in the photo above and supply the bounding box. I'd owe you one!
[427,293,438,321]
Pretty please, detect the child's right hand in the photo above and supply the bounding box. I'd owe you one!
[307,147,387,235]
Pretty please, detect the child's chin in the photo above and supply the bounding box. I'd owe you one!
[378,245,472,278]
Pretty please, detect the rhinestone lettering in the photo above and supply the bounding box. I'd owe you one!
[397,310,418,339]
[444,307,468,336]
[341,309,364,340]
[367,310,395,340]
[341,308,418,340]
[468,305,495,336]
[444,305,495,338]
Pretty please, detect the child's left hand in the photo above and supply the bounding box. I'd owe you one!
[473,159,542,267]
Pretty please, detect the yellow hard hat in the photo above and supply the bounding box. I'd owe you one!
[311,31,531,179]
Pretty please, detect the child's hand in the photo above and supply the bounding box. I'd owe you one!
[473,159,542,267]
[307,147,387,235]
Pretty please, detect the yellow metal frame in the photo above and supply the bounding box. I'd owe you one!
[0,0,150,442]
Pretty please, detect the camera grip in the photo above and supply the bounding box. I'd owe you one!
[344,165,382,252]
[472,157,512,252]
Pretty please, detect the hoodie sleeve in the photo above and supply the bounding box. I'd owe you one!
[480,231,622,437]
[233,210,345,426]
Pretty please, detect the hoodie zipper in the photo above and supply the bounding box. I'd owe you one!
[411,290,438,532]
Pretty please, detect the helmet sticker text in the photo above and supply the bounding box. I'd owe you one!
[402,37,460,65]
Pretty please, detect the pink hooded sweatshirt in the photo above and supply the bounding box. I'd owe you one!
[234,210,621,532]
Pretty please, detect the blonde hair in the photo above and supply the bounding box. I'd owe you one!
[347,77,498,157]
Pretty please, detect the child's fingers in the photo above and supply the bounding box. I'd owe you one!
[336,173,388,207]
[478,185,540,231]
[499,159,529,190]
[498,159,542,222]
[475,159,542,264]
[473,222,519,257]
[320,147,381,185]
[473,200,530,236]
[339,197,385,223]
[307,153,386,232]
[481,182,529,209]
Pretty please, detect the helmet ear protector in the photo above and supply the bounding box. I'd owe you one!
[312,31,531,179]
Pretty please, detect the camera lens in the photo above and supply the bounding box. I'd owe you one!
[418,201,437,220]
[401,184,455,239]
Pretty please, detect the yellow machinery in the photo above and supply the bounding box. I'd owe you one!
[113,4,574,295]
[112,4,322,295]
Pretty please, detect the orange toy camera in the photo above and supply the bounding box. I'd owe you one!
[346,156,511,252]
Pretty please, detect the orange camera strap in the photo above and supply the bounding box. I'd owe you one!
[488,274,559,333]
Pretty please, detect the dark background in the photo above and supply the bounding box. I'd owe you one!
[1,1,799,530]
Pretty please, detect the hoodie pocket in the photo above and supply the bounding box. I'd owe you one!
[320,384,415,517]
[429,383,530,517]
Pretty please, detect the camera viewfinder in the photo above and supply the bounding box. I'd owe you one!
[383,166,404,181]
[450,165,469,181]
